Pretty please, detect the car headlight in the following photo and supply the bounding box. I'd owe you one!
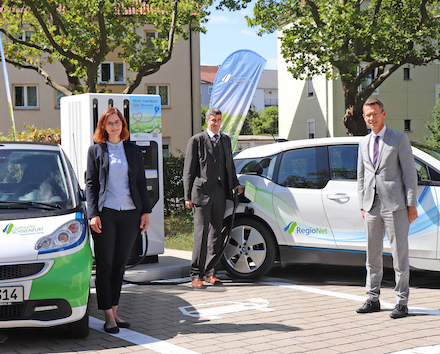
[35,220,83,251]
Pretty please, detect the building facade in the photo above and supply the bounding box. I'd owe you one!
[0,25,201,157]
[277,35,440,143]
[201,65,278,111]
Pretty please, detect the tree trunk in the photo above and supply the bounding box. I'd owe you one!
[341,80,368,136]
[343,106,368,136]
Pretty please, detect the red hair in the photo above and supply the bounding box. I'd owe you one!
[93,107,130,143]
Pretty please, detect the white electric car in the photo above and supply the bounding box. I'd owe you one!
[221,137,440,279]
[0,142,92,338]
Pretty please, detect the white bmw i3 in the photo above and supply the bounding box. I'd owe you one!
[221,137,440,279]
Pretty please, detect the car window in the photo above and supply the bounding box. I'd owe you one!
[278,146,330,189]
[0,149,73,208]
[329,145,358,180]
[234,154,279,181]
[415,159,429,181]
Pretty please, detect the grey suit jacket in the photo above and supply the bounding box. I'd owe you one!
[183,130,239,206]
[85,141,151,219]
[357,127,418,212]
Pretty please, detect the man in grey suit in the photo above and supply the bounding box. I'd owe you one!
[184,107,243,289]
[357,98,418,318]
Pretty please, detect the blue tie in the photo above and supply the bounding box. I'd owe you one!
[373,135,380,167]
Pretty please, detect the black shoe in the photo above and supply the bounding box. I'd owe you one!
[356,299,380,313]
[104,324,119,334]
[390,304,408,319]
[116,321,130,329]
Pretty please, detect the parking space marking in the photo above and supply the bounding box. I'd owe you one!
[89,317,200,354]
[261,277,440,316]
[179,298,274,319]
[392,346,440,354]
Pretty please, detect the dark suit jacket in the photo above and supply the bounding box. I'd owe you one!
[85,141,151,219]
[183,131,239,206]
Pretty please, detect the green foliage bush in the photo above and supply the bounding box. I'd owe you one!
[0,124,61,144]
[163,151,191,217]
[425,96,440,149]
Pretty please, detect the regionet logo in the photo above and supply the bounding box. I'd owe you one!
[221,73,254,85]
[284,221,328,235]
[2,223,44,235]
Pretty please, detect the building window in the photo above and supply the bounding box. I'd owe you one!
[162,137,170,157]
[208,86,213,95]
[13,30,35,42]
[404,67,411,80]
[404,120,412,132]
[264,99,278,107]
[307,119,315,139]
[55,89,66,109]
[145,31,158,48]
[98,62,125,84]
[359,65,379,94]
[13,85,38,109]
[147,85,170,108]
[307,77,314,98]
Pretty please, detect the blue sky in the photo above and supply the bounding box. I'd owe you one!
[199,1,278,70]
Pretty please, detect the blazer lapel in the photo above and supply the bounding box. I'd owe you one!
[204,130,214,157]
[100,143,109,175]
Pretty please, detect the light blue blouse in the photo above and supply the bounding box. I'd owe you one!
[103,141,136,211]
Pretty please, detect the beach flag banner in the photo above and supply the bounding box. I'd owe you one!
[0,34,16,140]
[209,49,266,151]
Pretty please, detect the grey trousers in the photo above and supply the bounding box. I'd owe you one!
[364,196,410,305]
[191,181,226,279]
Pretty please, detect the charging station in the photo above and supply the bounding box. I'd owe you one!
[60,93,164,262]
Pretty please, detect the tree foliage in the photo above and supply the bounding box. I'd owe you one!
[253,105,278,135]
[0,124,61,144]
[0,0,218,95]
[425,96,440,149]
[246,0,440,136]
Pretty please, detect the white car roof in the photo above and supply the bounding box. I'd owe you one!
[235,137,363,159]
[0,142,61,152]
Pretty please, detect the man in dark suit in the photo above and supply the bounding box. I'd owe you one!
[184,107,243,289]
[357,98,418,319]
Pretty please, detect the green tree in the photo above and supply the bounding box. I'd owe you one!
[201,105,209,131]
[241,105,259,135]
[425,96,440,149]
[253,105,278,135]
[246,0,440,136]
[0,0,214,95]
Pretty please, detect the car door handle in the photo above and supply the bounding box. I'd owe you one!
[327,194,350,201]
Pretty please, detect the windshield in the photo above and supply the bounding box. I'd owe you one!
[411,142,440,161]
[0,149,74,210]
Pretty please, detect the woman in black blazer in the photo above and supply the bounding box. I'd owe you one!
[86,107,151,334]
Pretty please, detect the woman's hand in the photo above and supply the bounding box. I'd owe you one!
[140,213,150,234]
[90,216,102,233]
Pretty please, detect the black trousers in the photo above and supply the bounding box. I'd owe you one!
[92,207,141,310]
[191,181,226,279]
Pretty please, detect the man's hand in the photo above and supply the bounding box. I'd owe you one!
[360,209,365,219]
[234,185,244,195]
[185,200,194,209]
[408,206,418,223]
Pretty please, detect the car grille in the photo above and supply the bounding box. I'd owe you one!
[0,263,46,281]
[0,299,72,321]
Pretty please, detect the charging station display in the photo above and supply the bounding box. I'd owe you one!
[60,93,164,261]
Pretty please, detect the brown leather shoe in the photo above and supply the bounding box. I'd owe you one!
[191,278,205,289]
[205,276,221,285]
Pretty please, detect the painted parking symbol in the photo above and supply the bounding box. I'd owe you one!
[179,298,275,319]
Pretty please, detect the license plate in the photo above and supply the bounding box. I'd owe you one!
[0,286,24,305]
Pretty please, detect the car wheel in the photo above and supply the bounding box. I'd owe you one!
[220,217,277,279]
[66,301,89,338]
